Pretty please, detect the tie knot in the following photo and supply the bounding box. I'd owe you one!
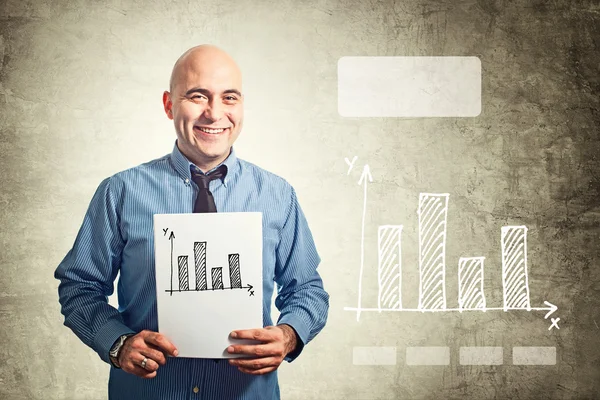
[191,165,227,189]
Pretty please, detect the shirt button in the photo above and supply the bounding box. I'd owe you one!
[185,178,190,185]
[193,386,199,394]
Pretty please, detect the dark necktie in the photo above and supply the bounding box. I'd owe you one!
[192,164,227,363]
[191,165,227,213]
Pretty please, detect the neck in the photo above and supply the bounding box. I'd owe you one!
[178,143,231,173]
[194,159,224,173]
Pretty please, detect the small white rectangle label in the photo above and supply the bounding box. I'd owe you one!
[513,347,556,365]
[353,346,397,365]
[460,347,503,365]
[338,56,481,117]
[406,346,450,366]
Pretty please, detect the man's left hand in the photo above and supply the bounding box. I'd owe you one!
[227,324,297,375]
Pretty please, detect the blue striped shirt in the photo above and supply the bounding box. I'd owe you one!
[54,141,329,400]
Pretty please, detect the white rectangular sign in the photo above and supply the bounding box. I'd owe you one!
[338,56,481,117]
[154,212,263,358]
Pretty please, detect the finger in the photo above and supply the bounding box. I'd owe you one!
[230,329,275,342]
[138,355,160,372]
[229,356,279,370]
[227,343,280,357]
[130,352,158,372]
[144,332,178,356]
[237,366,277,375]
[129,364,158,379]
[141,345,168,365]
[121,355,158,379]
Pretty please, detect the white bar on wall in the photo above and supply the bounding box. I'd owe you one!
[460,347,503,365]
[338,56,482,117]
[418,193,449,311]
[406,347,450,366]
[458,257,486,311]
[501,226,531,311]
[378,225,403,310]
[513,347,556,365]
[353,347,397,365]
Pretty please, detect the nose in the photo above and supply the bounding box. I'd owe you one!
[203,99,224,122]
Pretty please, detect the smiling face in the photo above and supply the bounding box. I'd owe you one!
[163,45,244,172]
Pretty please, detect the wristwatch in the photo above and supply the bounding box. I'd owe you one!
[109,334,134,368]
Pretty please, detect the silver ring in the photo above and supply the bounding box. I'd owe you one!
[141,357,148,369]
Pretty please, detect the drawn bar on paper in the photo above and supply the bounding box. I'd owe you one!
[212,267,223,290]
[194,241,207,291]
[513,347,556,365]
[458,257,486,311]
[353,347,397,365]
[501,226,531,311]
[229,254,242,289]
[337,56,482,117]
[459,347,503,365]
[418,193,449,311]
[378,225,403,310]
[178,256,189,291]
[406,347,450,366]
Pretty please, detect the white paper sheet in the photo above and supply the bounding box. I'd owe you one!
[153,212,263,358]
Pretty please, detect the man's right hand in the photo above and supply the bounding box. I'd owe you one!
[117,330,178,379]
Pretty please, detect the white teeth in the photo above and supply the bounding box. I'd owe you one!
[198,127,225,134]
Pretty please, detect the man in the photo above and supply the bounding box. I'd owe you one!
[55,44,329,399]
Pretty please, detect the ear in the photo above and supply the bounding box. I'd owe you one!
[163,91,174,120]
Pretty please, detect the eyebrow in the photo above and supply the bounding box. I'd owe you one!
[184,88,242,97]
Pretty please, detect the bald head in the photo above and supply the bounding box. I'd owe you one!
[162,44,244,172]
[169,45,242,94]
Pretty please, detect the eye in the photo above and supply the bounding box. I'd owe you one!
[190,94,207,101]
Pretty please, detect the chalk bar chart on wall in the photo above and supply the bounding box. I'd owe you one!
[344,163,558,321]
[343,160,560,367]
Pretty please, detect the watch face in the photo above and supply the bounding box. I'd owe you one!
[110,336,125,357]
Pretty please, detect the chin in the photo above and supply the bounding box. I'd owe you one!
[198,147,229,159]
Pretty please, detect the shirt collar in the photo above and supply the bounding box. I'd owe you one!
[170,140,239,188]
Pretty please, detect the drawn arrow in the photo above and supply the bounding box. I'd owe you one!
[358,164,373,186]
[245,284,253,292]
[542,301,558,319]
[355,165,373,322]
[169,231,175,296]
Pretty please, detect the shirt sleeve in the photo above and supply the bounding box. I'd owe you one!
[54,177,135,364]
[274,185,329,362]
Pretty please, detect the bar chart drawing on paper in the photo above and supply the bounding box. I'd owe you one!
[344,159,558,324]
[164,230,254,296]
[154,213,263,358]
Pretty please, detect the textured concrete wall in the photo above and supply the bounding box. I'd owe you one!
[1,0,599,399]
